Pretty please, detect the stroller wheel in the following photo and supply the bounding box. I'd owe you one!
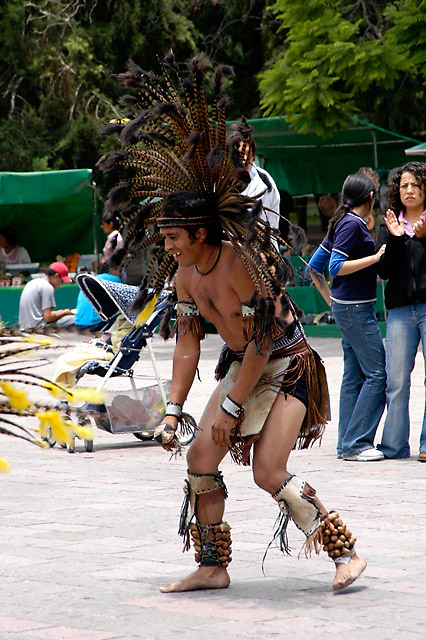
[41,427,56,448]
[79,415,96,453]
[134,431,154,441]
[177,412,197,446]
[67,432,76,453]
[57,409,75,452]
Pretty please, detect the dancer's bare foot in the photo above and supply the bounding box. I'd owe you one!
[333,553,367,591]
[160,565,230,593]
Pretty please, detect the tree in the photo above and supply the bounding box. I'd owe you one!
[0,0,272,173]
[0,0,202,171]
[258,0,426,137]
[5,0,422,171]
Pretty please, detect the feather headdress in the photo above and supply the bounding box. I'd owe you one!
[97,52,297,326]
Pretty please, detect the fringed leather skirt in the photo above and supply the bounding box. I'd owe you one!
[216,327,329,466]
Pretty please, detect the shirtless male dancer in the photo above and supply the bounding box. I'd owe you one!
[95,53,367,596]
[154,191,367,594]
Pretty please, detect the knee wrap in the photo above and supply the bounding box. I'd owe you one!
[272,475,321,552]
[178,470,228,544]
[189,521,232,568]
[320,511,356,559]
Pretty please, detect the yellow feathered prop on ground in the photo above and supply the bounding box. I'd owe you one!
[0,329,99,472]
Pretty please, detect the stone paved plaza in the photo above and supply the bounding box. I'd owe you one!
[0,332,425,639]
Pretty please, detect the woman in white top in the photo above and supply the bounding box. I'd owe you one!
[100,212,124,265]
[0,227,31,264]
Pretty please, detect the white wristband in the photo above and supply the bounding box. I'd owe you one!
[221,394,243,419]
[165,402,182,418]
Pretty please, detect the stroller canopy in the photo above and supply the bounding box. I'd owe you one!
[76,274,140,324]
[76,274,171,326]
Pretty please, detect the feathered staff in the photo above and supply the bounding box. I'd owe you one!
[0,330,98,472]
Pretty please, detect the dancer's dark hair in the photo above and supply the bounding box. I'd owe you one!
[160,191,224,246]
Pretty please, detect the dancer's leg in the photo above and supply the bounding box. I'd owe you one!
[253,392,366,590]
[161,385,231,593]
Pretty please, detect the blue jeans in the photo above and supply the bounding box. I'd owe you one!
[377,304,426,458]
[332,301,386,457]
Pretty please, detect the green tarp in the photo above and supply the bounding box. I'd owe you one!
[233,116,423,195]
[0,169,96,263]
[405,141,426,156]
[1,119,424,262]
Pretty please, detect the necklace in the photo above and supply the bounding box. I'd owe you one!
[186,245,222,299]
[195,244,222,276]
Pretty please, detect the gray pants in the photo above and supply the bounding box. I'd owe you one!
[50,315,75,329]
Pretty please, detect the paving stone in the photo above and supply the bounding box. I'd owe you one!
[1,333,425,639]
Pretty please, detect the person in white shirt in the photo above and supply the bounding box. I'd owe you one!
[227,119,280,234]
[19,262,75,331]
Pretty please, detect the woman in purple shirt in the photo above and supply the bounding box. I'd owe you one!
[309,173,386,461]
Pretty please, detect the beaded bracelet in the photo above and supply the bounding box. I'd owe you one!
[165,401,183,418]
[221,394,243,419]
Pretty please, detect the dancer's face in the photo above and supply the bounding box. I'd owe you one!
[160,226,202,268]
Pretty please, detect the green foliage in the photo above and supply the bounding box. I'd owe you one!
[385,0,426,69]
[0,0,424,171]
[32,156,51,172]
[259,0,424,137]
[0,0,271,173]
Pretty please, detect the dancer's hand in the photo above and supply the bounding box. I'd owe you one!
[154,416,178,452]
[211,411,234,449]
[309,269,331,306]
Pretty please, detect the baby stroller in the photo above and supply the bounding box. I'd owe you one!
[55,274,197,452]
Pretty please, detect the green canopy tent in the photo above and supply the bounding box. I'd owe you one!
[233,116,423,195]
[0,169,99,263]
[405,142,426,157]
